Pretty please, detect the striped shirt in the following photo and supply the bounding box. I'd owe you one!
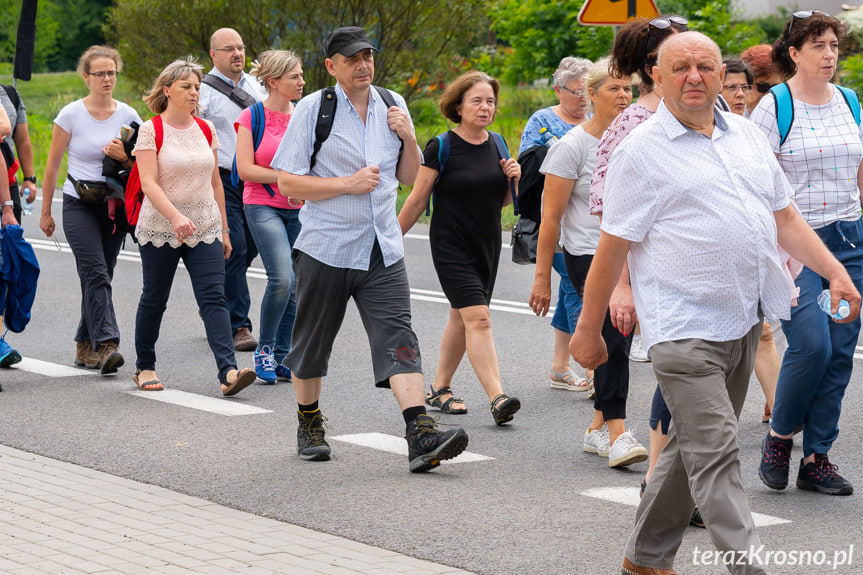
[271,83,413,270]
[198,68,266,169]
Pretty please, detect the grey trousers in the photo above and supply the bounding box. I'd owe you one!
[625,322,768,575]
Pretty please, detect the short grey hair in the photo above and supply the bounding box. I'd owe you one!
[553,57,593,89]
[144,57,204,114]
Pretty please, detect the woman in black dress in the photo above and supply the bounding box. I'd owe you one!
[399,71,521,425]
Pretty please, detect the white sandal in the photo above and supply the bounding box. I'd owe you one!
[549,368,590,391]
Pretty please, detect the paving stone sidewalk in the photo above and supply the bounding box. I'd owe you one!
[0,445,475,575]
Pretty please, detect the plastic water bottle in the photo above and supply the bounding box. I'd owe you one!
[817,289,851,320]
[539,127,557,146]
[21,188,32,216]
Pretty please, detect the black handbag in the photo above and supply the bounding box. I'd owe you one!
[68,174,110,205]
[510,216,539,265]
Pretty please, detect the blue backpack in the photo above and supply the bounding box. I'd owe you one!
[425,130,518,215]
[770,82,861,146]
[231,101,276,197]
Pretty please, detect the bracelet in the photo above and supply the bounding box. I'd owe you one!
[222,229,230,234]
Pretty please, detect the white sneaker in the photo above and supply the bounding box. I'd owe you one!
[629,335,649,362]
[583,425,610,457]
[608,430,648,468]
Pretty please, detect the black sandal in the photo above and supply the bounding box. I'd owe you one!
[490,393,520,426]
[425,386,468,414]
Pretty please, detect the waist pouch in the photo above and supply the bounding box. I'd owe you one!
[68,175,110,205]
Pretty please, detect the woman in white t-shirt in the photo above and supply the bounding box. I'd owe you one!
[528,57,647,469]
[752,11,861,496]
[40,46,142,375]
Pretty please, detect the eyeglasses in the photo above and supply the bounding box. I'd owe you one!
[88,71,117,79]
[787,10,829,39]
[722,83,752,94]
[756,82,776,94]
[213,45,245,53]
[649,15,689,30]
[560,86,586,97]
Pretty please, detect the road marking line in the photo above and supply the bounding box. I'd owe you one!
[9,358,90,377]
[331,432,493,464]
[127,389,273,416]
[580,487,791,527]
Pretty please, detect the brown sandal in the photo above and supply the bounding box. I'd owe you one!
[490,393,520,426]
[133,369,163,391]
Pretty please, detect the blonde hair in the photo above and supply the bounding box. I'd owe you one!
[77,45,123,76]
[250,50,302,93]
[143,57,204,114]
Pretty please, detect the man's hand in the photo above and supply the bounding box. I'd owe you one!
[609,283,637,335]
[386,107,414,142]
[21,180,36,203]
[347,166,380,195]
[827,274,861,324]
[570,324,608,370]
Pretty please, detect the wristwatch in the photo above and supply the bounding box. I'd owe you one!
[2,200,13,207]
[23,175,36,184]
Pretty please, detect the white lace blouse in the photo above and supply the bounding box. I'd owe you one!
[132,118,222,248]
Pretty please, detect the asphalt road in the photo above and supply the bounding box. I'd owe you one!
[2,196,862,574]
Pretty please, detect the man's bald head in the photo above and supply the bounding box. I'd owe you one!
[209,28,245,80]
[653,31,725,131]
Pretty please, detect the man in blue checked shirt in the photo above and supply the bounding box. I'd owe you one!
[271,26,468,473]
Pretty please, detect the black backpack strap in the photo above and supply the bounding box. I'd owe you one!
[374,85,404,158]
[2,85,21,137]
[202,74,256,109]
[310,86,338,171]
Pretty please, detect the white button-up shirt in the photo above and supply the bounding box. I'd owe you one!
[602,102,793,352]
[271,83,412,270]
[198,68,266,169]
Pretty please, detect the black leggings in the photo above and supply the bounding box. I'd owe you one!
[564,250,632,421]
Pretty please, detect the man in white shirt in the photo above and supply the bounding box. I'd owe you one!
[199,28,267,352]
[571,32,860,575]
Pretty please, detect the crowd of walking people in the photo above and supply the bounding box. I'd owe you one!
[0,10,860,574]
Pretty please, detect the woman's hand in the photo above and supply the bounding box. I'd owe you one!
[170,213,196,243]
[529,278,552,317]
[103,138,128,163]
[40,213,55,237]
[222,233,232,260]
[500,158,521,185]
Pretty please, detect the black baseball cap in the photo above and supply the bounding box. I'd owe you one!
[324,27,377,58]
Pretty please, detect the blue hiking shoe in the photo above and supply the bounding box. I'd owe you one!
[275,363,292,382]
[254,346,277,384]
[0,335,22,368]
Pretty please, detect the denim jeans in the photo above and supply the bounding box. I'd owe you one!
[774,218,863,456]
[551,252,582,333]
[220,171,258,333]
[135,239,237,383]
[245,204,301,360]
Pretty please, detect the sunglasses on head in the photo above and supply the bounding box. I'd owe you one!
[756,82,776,94]
[649,15,689,30]
[787,10,829,39]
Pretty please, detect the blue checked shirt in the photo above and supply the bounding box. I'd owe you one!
[271,83,414,270]
[198,68,267,169]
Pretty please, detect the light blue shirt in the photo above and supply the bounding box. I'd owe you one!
[271,83,412,270]
[198,68,266,169]
[602,102,793,352]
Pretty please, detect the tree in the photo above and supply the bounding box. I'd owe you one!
[106,0,487,101]
[489,0,613,84]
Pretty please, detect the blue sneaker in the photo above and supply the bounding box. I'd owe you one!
[254,346,277,384]
[0,335,22,368]
[275,363,292,382]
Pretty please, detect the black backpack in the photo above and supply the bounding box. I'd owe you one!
[310,85,401,169]
[514,144,549,224]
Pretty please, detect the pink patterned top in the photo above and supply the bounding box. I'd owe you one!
[235,105,300,209]
[589,103,654,215]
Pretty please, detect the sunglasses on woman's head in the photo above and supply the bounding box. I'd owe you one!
[756,83,776,94]
[649,15,689,30]
[787,10,829,38]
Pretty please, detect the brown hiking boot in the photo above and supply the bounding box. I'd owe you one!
[232,327,257,351]
[621,557,679,575]
[75,340,100,369]
[97,341,124,375]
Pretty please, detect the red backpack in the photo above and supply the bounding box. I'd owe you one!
[125,115,213,227]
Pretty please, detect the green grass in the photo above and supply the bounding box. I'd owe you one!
[5,72,555,229]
